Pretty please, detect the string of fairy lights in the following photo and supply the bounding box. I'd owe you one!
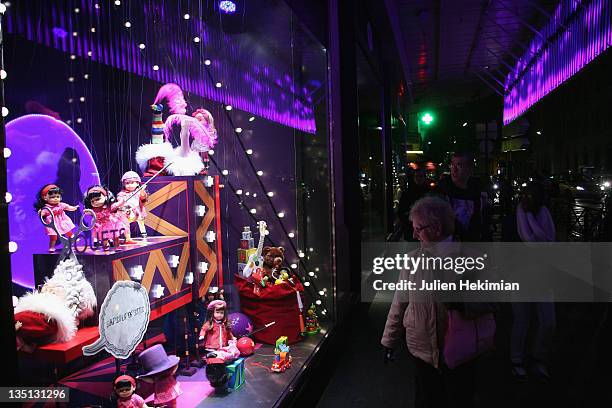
[8,0,330,315]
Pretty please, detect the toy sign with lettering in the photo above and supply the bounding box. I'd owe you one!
[83,280,150,359]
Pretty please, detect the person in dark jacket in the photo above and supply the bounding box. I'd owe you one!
[437,152,489,241]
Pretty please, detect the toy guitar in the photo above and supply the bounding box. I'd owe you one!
[243,221,268,294]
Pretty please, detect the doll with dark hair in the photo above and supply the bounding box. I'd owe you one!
[35,184,79,252]
[111,375,148,408]
[199,300,239,362]
[84,185,125,250]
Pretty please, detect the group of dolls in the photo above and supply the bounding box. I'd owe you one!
[36,171,148,251]
[108,298,239,407]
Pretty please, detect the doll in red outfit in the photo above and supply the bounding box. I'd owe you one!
[137,344,182,408]
[35,184,79,252]
[199,300,239,362]
[112,375,149,408]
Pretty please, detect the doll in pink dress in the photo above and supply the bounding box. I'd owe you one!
[117,171,148,244]
[199,300,239,362]
[84,185,125,250]
[113,375,149,408]
[35,184,79,252]
[137,344,182,408]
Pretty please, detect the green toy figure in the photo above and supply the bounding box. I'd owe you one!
[303,304,321,335]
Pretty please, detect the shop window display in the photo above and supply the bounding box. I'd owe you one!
[3,0,333,406]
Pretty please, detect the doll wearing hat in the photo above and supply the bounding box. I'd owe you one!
[137,344,182,408]
[117,171,148,244]
[199,300,239,362]
[84,185,125,250]
[112,375,149,408]
[34,184,79,252]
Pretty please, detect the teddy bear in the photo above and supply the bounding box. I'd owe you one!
[261,246,285,283]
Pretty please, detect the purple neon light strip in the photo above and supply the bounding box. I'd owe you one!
[503,0,612,124]
[5,0,317,134]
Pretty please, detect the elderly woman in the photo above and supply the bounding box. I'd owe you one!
[381,196,476,408]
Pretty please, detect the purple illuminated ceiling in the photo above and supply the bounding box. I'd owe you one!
[503,0,612,124]
[5,0,317,134]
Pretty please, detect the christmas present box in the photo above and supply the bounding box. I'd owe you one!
[226,358,245,390]
[237,248,257,263]
[239,238,254,249]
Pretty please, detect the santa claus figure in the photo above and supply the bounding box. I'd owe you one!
[14,259,96,352]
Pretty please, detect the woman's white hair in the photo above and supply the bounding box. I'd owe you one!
[409,196,455,237]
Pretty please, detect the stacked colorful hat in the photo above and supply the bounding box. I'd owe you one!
[151,104,165,144]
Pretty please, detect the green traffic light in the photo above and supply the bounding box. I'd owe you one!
[421,112,434,125]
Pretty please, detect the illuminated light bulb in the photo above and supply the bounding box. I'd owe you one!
[309,247,314,252]
[87,51,93,57]
[1,107,8,117]
[76,118,83,124]
[267,192,274,197]
[199,262,209,273]
[288,232,295,238]
[73,32,78,37]
[205,231,216,242]
[215,82,222,88]
[250,208,257,214]
[94,3,100,9]
[153,65,159,71]
[208,149,215,155]
[66,120,72,125]
[183,13,190,19]
[236,189,243,195]
[184,272,194,285]
[5,192,12,203]
[70,54,76,60]
[193,36,200,43]
[74,7,80,13]
[257,170,264,176]
[225,105,233,111]
[321,309,327,315]
[319,290,324,296]
[8,241,18,253]
[222,169,229,176]
[308,271,315,277]
[290,263,297,269]
[249,116,255,122]
[278,212,285,218]
[0,70,7,80]
[151,284,165,298]
[68,98,74,103]
[195,205,206,216]
[246,149,253,155]
[83,73,89,79]
[168,255,180,268]
[253,193,257,198]
[124,21,132,28]
[139,43,146,50]
[90,27,96,33]
[68,76,75,82]
[204,59,212,66]
[235,127,242,133]
[114,0,121,5]
[245,192,250,196]
[299,252,305,258]
[315,300,322,305]
[315,267,320,272]
[304,281,310,287]
[130,265,144,280]
[79,96,86,102]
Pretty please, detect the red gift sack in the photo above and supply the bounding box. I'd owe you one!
[234,275,305,344]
